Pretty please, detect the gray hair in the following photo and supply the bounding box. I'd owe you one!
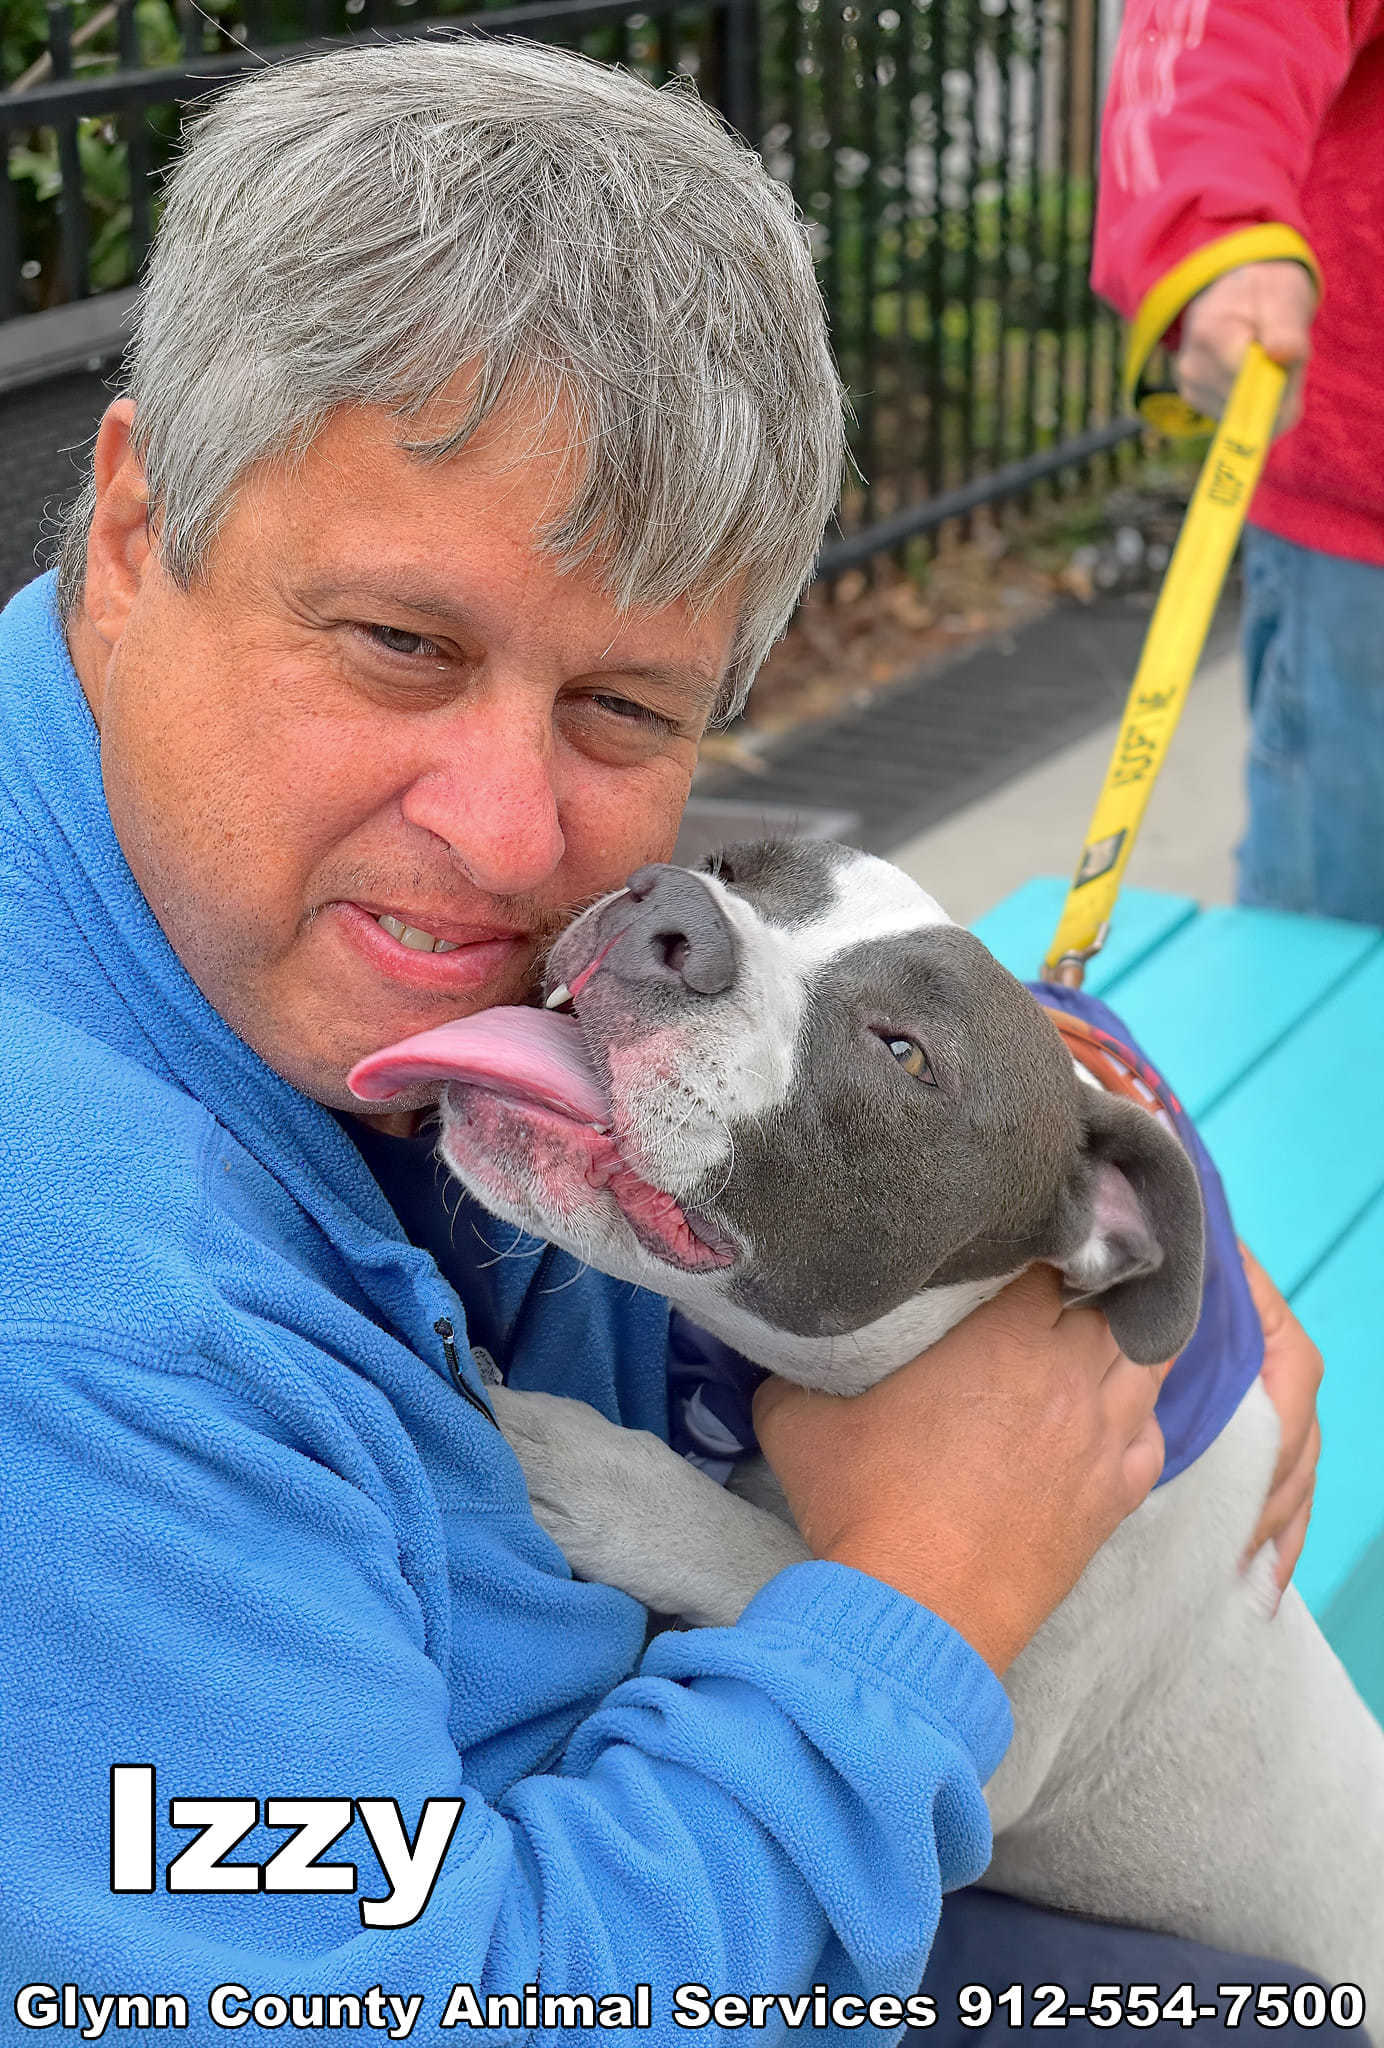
[55,36,846,717]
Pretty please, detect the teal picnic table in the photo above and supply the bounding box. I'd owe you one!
[972,880,1384,1725]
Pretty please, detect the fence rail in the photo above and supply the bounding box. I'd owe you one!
[1,0,1136,577]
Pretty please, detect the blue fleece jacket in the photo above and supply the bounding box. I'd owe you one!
[0,574,1010,2045]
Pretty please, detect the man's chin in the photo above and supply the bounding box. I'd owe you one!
[305,951,549,1122]
[338,1079,444,1127]
[233,1010,449,1121]
[267,1056,444,1124]
[216,907,556,1122]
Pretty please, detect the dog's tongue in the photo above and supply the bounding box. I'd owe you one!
[347,1007,611,1128]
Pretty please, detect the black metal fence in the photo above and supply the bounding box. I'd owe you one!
[1,0,1136,574]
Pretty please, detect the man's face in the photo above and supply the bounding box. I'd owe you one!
[74,392,737,1116]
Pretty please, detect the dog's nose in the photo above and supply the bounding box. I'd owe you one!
[612,864,736,995]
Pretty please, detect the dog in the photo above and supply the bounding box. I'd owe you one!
[350,839,1384,1996]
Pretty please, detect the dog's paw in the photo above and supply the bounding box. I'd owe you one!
[489,1384,805,1626]
[489,1384,675,1585]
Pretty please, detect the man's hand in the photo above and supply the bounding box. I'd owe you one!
[752,1267,1168,1676]
[1240,1243,1323,1598]
[1175,259,1318,435]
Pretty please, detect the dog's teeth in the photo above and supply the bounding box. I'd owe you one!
[544,983,573,1010]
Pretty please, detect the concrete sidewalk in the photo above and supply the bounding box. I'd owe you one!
[888,642,1249,928]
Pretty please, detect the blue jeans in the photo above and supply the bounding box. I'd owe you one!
[910,1887,1369,2043]
[1238,527,1384,925]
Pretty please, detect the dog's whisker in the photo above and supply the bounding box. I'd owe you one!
[703,1111,737,1205]
[536,1258,590,1297]
[470,1218,545,1269]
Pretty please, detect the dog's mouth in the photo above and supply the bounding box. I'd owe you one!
[347,1007,737,1274]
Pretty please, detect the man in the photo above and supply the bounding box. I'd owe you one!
[0,39,1325,2040]
[1094,0,1384,927]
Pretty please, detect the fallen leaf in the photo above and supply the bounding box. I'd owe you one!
[885,585,935,630]
[697,733,767,773]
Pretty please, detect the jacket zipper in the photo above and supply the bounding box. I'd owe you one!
[434,1316,498,1428]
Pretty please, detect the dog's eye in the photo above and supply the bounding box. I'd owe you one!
[883,1035,940,1087]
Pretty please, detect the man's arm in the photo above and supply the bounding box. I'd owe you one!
[0,1335,1004,2041]
[2,1271,1167,2037]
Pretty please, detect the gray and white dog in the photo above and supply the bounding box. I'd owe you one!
[352,840,1384,1997]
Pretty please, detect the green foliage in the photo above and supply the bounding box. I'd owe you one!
[2,0,59,85]
[3,0,235,307]
[3,0,191,81]
[12,123,127,292]
[3,0,1121,532]
[2,0,708,308]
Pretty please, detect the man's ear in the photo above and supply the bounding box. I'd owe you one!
[1054,1089,1205,1364]
[82,398,153,651]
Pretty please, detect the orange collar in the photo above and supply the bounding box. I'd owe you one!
[1047,1010,1182,1125]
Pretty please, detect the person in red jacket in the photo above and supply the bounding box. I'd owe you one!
[1093,0,1384,927]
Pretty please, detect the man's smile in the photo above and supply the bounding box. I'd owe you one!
[349,897,540,952]
[331,899,541,997]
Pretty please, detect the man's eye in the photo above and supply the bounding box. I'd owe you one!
[590,693,675,734]
[881,1034,940,1087]
[361,623,443,660]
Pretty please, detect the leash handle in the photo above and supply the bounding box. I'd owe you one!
[1041,342,1287,987]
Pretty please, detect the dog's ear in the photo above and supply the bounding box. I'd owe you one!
[1054,1090,1205,1364]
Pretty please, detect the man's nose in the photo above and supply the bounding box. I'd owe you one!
[400,708,565,896]
[609,864,736,995]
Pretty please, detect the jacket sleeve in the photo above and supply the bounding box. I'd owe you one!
[1092,0,1356,331]
[0,1337,1010,2044]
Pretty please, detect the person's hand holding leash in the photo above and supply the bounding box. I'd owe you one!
[1240,1242,1324,1599]
[1176,258,1318,434]
[753,1265,1169,1676]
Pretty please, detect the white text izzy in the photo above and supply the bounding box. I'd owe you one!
[109,1766,462,1929]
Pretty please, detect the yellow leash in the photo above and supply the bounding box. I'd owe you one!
[1041,342,1286,986]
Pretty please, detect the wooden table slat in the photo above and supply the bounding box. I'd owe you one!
[1288,1188,1384,1622]
[1089,907,1381,1119]
[971,878,1199,993]
[1198,944,1384,1297]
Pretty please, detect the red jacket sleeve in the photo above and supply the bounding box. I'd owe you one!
[1092,0,1360,326]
